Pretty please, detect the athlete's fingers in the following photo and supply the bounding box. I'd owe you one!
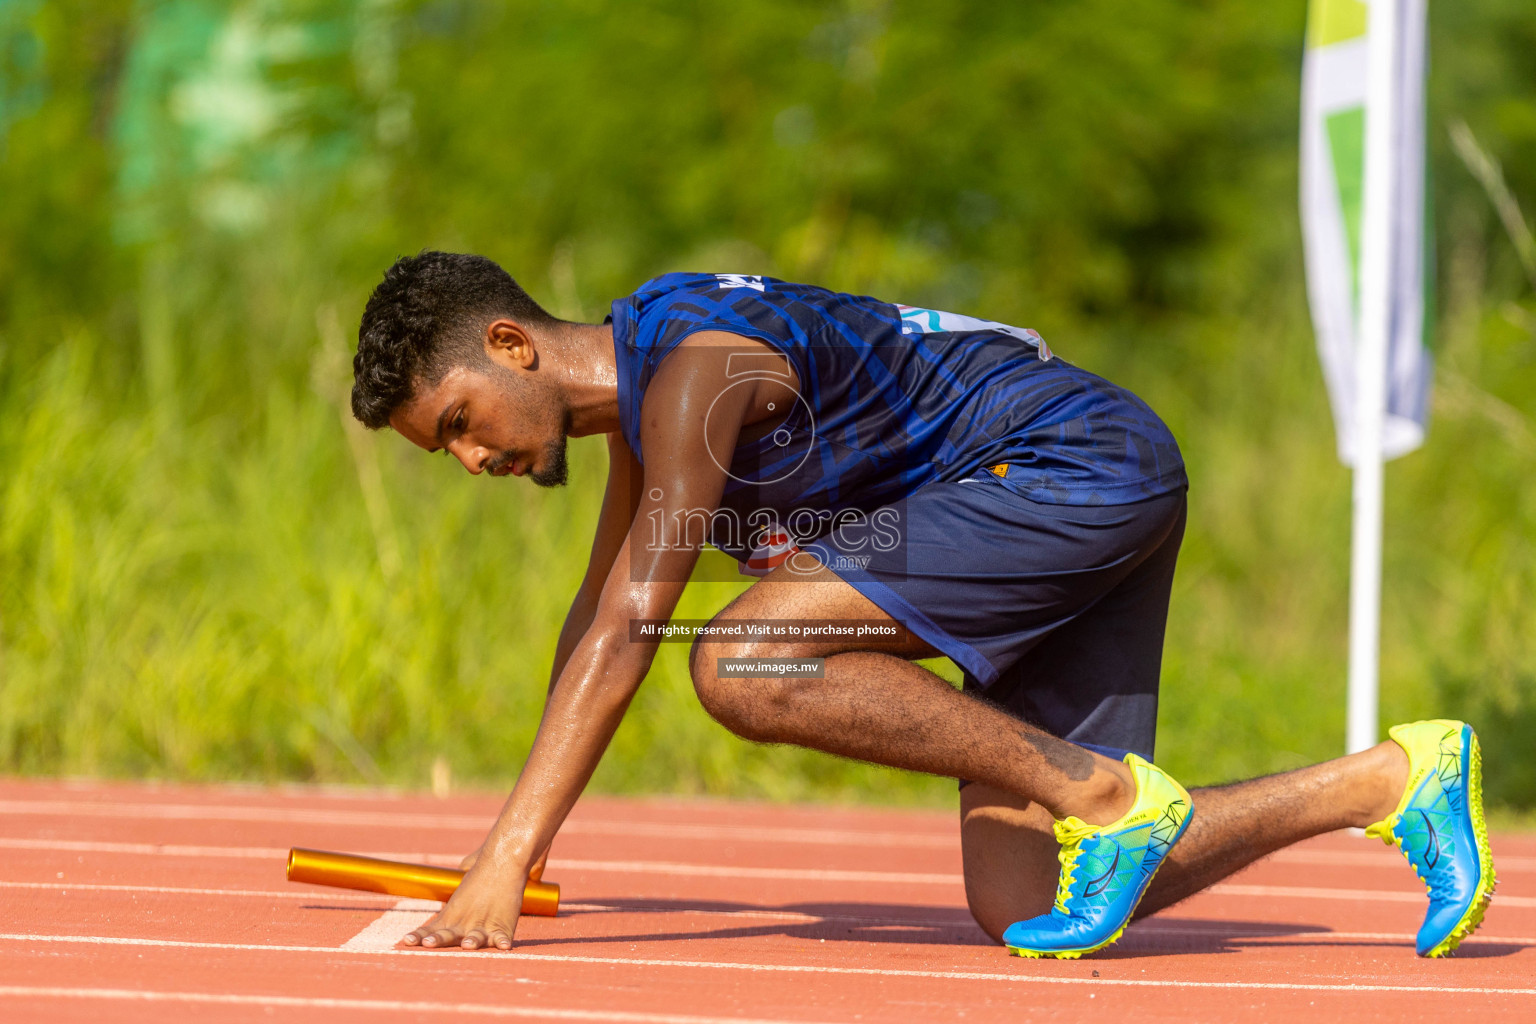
[461,928,488,950]
[402,912,445,946]
[420,927,460,948]
[489,930,513,951]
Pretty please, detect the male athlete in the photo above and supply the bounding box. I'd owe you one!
[351,250,1495,959]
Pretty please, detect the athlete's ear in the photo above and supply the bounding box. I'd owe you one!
[485,319,538,371]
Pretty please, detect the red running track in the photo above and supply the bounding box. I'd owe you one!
[0,777,1532,1023]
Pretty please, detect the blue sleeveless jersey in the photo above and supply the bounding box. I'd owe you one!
[609,274,1185,556]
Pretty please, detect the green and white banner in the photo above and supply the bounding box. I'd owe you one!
[1301,0,1431,466]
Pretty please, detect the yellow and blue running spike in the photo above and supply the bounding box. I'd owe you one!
[1003,754,1192,960]
[1365,720,1497,957]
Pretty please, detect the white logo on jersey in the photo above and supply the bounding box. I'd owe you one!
[715,274,766,292]
[895,305,1053,361]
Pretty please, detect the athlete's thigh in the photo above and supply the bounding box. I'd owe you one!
[959,782,1060,943]
[713,560,940,660]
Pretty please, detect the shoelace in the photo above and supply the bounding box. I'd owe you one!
[1050,817,1100,915]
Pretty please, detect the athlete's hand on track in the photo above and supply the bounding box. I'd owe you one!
[402,855,526,951]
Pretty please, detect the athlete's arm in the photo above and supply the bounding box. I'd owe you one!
[460,431,642,875]
[407,332,787,951]
[548,431,643,693]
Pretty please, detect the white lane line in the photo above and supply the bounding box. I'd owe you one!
[0,879,412,902]
[0,840,959,885]
[1273,848,1536,872]
[0,838,281,858]
[559,859,959,885]
[0,934,1531,995]
[5,839,1533,905]
[6,798,1532,870]
[0,987,836,1024]
[340,898,439,951]
[4,880,1527,946]
[0,880,941,926]
[0,879,920,925]
[1206,882,1536,908]
[0,799,956,849]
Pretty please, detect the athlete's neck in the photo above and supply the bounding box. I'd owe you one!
[544,321,621,437]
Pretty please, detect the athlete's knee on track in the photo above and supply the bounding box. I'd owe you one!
[959,818,1012,943]
[959,785,1059,944]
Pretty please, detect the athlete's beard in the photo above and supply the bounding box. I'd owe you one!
[529,438,568,488]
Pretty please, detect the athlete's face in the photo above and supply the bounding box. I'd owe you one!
[389,324,569,487]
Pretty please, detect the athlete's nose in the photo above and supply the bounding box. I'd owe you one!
[447,440,490,475]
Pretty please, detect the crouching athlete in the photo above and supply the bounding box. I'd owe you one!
[350,251,1495,959]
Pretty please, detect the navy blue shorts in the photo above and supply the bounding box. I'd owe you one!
[802,472,1186,768]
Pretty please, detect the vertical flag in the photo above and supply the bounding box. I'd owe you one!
[1301,0,1431,466]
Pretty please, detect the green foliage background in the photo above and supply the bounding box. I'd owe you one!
[2,0,1534,807]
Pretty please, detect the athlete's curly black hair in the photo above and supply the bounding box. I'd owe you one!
[351,250,557,429]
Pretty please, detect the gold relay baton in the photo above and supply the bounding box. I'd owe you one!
[286,847,560,916]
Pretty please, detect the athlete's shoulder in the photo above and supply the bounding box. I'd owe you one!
[625,272,815,305]
[628,271,727,298]
[614,273,859,350]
